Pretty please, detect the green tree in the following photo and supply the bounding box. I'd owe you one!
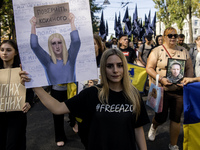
[153,0,173,28]
[0,0,15,41]
[90,0,103,33]
[153,0,199,43]
[193,0,200,18]
[169,0,187,33]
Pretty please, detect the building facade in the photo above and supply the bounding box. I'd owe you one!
[156,15,200,44]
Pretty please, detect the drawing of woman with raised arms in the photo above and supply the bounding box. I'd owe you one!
[30,13,81,85]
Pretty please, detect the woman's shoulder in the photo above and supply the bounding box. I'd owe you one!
[152,45,162,51]
[176,45,190,58]
[151,45,163,55]
[80,85,101,94]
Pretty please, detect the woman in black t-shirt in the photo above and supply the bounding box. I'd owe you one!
[20,49,149,150]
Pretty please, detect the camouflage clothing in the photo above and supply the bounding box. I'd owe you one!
[177,43,190,51]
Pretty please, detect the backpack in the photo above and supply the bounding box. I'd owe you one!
[141,44,155,60]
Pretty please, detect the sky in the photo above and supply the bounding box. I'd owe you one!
[94,0,157,38]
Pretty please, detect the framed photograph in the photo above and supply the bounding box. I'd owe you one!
[166,58,186,84]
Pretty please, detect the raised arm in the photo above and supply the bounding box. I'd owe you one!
[69,13,76,31]
[33,87,70,114]
[30,16,36,34]
[19,70,70,115]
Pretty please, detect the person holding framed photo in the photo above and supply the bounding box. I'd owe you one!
[166,59,185,84]
[146,27,193,150]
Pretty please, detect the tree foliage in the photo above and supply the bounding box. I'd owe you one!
[0,0,102,41]
[90,0,103,33]
[0,0,15,40]
[153,0,199,42]
[153,0,173,27]
[193,0,200,17]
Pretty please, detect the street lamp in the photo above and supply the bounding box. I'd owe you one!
[103,0,110,5]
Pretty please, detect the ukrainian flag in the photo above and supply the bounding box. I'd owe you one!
[183,82,200,150]
[127,63,148,93]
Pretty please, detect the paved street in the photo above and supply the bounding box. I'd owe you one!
[26,96,183,150]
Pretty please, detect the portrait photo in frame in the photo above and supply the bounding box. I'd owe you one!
[166,58,186,84]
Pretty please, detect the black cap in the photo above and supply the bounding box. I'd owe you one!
[145,34,152,41]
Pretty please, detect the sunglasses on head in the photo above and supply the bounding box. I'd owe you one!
[167,34,178,38]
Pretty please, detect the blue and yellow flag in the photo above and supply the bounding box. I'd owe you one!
[127,63,148,92]
[183,82,200,150]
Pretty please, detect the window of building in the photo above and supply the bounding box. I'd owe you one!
[194,20,198,26]
[194,28,198,35]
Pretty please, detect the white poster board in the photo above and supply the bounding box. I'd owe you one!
[12,0,98,88]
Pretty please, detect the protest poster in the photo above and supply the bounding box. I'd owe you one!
[34,3,70,28]
[0,68,26,112]
[12,0,98,88]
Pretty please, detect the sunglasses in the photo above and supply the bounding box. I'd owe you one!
[166,34,178,38]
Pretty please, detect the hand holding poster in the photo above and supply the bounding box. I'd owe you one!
[0,68,26,112]
[34,3,70,28]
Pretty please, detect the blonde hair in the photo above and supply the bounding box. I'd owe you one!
[97,49,141,119]
[48,33,68,65]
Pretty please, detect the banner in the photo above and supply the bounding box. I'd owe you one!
[13,0,98,88]
[0,68,26,112]
[183,82,200,150]
[127,63,148,92]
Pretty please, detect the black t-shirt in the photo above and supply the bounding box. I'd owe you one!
[119,47,137,63]
[65,86,149,150]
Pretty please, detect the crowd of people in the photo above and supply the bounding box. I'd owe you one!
[1,26,200,150]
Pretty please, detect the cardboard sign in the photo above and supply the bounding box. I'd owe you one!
[34,3,70,28]
[0,68,26,112]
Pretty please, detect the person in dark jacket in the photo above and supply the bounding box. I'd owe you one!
[0,40,34,150]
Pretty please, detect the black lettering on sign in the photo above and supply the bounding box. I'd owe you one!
[34,3,70,28]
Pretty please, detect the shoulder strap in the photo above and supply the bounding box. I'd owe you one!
[141,43,145,56]
[162,45,172,58]
[147,45,155,58]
